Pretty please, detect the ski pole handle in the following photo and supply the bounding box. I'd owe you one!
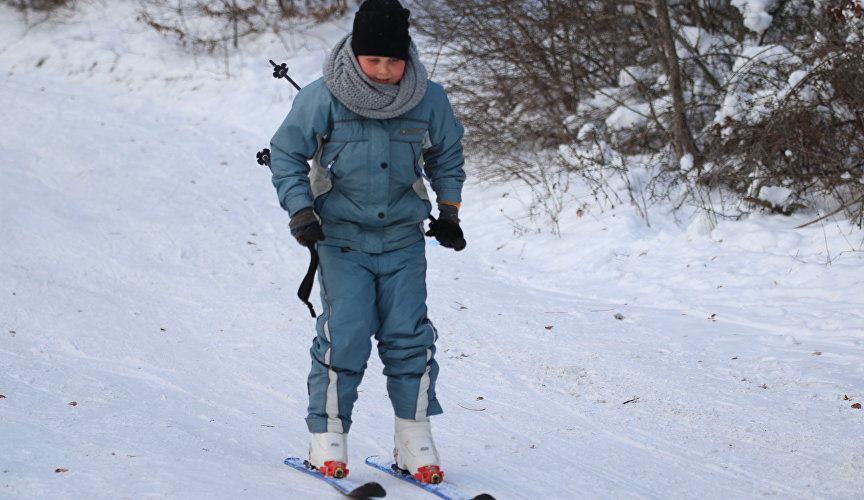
[269,59,301,90]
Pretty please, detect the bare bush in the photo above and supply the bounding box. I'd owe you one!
[408,0,640,228]
[2,0,74,10]
[410,1,614,175]
[702,2,864,224]
[138,0,357,53]
[411,0,864,227]
[2,0,77,23]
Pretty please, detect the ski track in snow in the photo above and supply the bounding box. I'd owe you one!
[428,246,864,499]
[2,3,864,499]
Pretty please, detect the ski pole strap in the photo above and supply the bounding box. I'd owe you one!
[298,245,319,318]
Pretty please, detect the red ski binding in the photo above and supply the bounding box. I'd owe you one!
[414,465,443,484]
[318,460,349,479]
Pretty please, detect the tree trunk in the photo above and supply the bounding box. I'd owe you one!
[652,0,701,172]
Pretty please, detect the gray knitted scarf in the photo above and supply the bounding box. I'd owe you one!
[323,34,428,120]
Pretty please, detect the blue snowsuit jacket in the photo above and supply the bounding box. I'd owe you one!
[270,77,466,254]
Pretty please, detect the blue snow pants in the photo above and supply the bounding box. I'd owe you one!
[305,240,443,433]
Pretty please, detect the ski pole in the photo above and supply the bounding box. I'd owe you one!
[258,60,319,316]
[257,60,304,170]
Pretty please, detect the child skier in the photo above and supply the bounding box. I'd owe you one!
[269,0,467,484]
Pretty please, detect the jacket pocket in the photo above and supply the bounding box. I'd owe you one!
[319,141,349,178]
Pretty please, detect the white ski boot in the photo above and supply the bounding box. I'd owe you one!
[393,417,443,484]
[308,432,349,478]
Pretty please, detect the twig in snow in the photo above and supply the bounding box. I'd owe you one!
[794,195,864,229]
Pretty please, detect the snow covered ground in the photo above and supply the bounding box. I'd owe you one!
[2,3,863,499]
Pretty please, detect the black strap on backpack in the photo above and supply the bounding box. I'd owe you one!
[298,246,319,318]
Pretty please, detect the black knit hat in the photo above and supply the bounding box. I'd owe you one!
[351,0,411,60]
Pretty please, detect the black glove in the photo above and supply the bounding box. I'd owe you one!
[426,204,466,251]
[289,208,325,247]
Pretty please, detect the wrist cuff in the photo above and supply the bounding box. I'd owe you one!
[437,203,460,222]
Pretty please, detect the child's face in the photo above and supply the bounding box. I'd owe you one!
[357,55,406,85]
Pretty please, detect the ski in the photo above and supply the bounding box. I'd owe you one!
[284,457,386,498]
[364,455,495,500]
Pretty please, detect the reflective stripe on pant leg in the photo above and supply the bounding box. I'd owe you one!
[414,318,440,420]
[306,265,342,433]
[316,254,343,433]
[322,319,342,433]
[414,348,432,420]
